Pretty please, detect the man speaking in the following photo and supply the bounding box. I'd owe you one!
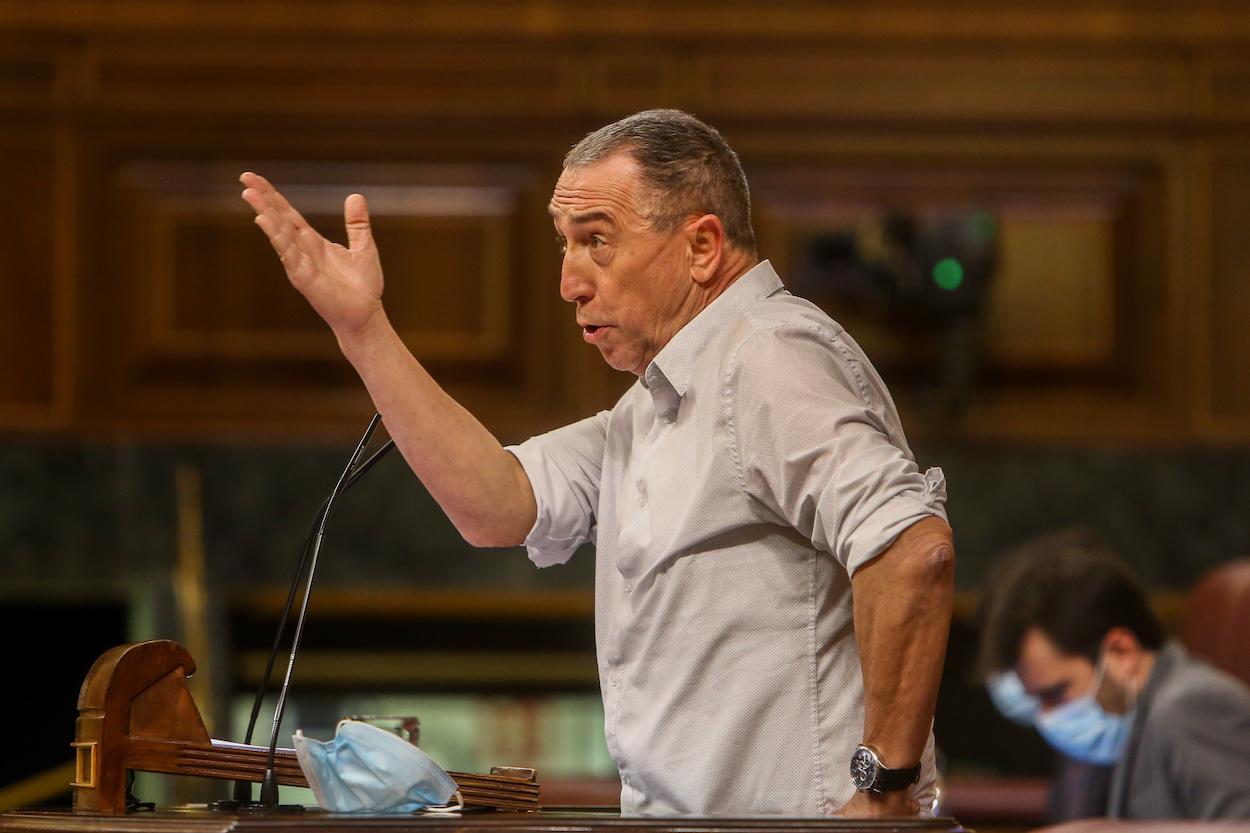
[241,109,954,817]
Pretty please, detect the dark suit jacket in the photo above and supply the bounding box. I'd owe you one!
[1107,641,1250,819]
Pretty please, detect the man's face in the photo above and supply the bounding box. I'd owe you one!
[549,153,697,375]
[1016,626,1124,714]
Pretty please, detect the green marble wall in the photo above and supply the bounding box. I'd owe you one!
[2,439,1245,596]
[3,438,1248,795]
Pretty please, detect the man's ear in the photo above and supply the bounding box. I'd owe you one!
[687,214,725,285]
[1102,627,1143,657]
[1101,627,1145,677]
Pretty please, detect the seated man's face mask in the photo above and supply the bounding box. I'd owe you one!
[1034,654,1136,765]
[986,669,1041,726]
[293,719,460,813]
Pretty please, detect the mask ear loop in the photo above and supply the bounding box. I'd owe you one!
[1105,637,1150,710]
[1088,649,1115,708]
[1096,648,1140,714]
[1092,651,1109,691]
[1124,661,1140,714]
[421,791,463,814]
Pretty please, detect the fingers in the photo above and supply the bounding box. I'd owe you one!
[255,212,319,291]
[240,172,329,271]
[243,173,307,230]
[343,193,374,253]
[253,212,299,272]
[240,174,290,235]
[833,791,920,818]
[239,171,318,238]
[239,172,284,220]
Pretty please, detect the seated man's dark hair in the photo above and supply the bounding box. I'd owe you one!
[976,529,1166,678]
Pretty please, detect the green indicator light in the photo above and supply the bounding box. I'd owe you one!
[933,257,964,291]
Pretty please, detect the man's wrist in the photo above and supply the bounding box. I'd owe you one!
[337,309,395,364]
[861,790,915,813]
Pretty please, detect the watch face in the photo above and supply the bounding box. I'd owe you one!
[850,746,878,790]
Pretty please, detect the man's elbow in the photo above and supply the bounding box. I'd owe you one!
[921,537,955,585]
[458,521,526,549]
[902,517,955,587]
[450,480,537,549]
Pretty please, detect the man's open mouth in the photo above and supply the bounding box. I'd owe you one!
[583,325,602,335]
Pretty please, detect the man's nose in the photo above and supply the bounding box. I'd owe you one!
[559,255,592,304]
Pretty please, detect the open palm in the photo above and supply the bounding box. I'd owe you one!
[240,172,384,336]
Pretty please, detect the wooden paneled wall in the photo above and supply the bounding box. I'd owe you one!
[2,0,1250,442]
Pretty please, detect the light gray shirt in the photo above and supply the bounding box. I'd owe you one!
[507,260,947,815]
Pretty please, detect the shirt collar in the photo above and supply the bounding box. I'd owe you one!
[642,260,785,422]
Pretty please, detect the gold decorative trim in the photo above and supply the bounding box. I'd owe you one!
[70,742,96,788]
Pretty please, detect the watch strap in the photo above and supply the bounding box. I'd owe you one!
[873,759,921,792]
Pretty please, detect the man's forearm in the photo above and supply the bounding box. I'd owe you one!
[852,516,954,782]
[338,311,537,547]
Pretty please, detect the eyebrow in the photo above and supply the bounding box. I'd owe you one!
[548,207,617,227]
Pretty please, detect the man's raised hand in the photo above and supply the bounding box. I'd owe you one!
[240,172,385,337]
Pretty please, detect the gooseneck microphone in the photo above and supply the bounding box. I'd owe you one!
[237,437,397,741]
[227,427,395,806]
[237,414,393,807]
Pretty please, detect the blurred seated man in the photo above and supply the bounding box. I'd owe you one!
[976,539,1250,820]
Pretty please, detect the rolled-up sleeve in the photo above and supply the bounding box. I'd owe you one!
[728,324,947,576]
[504,410,610,568]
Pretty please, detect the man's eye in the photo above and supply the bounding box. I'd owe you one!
[1037,683,1067,708]
[590,234,607,248]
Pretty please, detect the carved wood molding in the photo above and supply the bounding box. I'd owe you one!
[3,1,1250,45]
[1,2,1247,439]
[2,38,1250,126]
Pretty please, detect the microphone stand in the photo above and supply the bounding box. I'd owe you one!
[218,415,391,809]
[227,436,395,804]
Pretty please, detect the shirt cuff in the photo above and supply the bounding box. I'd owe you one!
[503,444,583,568]
[844,467,948,576]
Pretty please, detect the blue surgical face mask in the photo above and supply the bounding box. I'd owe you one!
[986,670,1041,726]
[1034,657,1136,765]
[292,719,460,813]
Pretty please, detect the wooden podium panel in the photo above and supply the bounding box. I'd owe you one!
[0,809,968,833]
[1,639,969,832]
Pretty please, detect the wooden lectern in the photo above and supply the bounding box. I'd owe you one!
[0,638,971,832]
[69,640,538,813]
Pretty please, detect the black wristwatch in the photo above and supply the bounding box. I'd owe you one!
[849,744,920,793]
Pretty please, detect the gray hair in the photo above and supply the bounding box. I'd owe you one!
[564,109,757,254]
